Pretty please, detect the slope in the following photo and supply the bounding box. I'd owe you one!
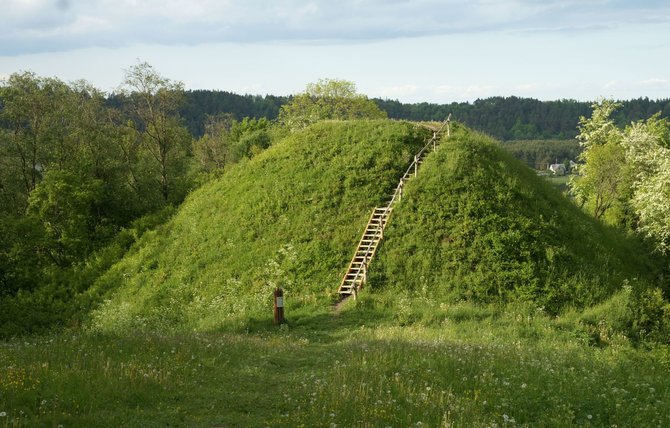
[368,124,663,312]
[88,120,430,332]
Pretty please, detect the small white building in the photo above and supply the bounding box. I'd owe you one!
[549,163,566,175]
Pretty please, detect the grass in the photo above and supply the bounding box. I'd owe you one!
[1,296,669,427]
[543,174,571,192]
[85,120,430,334]
[86,121,664,338]
[370,125,663,312]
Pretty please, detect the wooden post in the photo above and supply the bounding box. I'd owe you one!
[447,113,452,138]
[414,155,418,177]
[273,288,285,325]
[433,132,437,150]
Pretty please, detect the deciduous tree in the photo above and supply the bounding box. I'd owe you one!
[570,100,632,222]
[278,78,386,130]
[119,62,191,203]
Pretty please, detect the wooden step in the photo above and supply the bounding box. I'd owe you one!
[339,118,448,298]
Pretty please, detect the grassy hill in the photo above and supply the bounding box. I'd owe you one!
[87,120,430,333]
[369,124,662,312]
[87,120,664,334]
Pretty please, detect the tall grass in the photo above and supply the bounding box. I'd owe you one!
[1,297,669,427]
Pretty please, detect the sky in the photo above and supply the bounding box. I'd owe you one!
[0,0,669,103]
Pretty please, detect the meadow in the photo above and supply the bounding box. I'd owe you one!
[1,294,669,427]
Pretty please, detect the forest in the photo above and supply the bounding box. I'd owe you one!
[171,89,670,140]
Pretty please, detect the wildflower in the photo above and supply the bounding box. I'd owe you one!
[587,415,592,420]
[0,412,6,417]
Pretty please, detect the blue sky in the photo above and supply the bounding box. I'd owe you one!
[1,0,669,103]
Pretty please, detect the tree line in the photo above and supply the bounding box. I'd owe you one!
[173,90,670,141]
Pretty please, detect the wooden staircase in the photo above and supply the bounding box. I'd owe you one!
[337,117,451,299]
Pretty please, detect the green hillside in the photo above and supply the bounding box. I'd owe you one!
[88,120,430,333]
[370,124,661,312]
[88,120,663,334]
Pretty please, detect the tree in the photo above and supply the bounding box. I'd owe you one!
[569,100,632,222]
[0,72,70,212]
[27,170,103,266]
[278,78,386,130]
[192,113,235,173]
[193,115,273,174]
[570,101,670,252]
[622,115,670,253]
[119,62,192,203]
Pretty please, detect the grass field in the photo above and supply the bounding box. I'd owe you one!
[2,296,669,427]
[543,174,571,192]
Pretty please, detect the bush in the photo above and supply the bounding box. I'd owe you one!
[630,287,670,345]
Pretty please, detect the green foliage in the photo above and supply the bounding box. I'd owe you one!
[622,115,670,253]
[629,287,670,344]
[27,170,104,265]
[88,120,428,333]
[571,101,670,253]
[370,125,662,312]
[178,90,287,137]
[0,214,47,296]
[192,116,276,175]
[375,96,670,141]
[278,78,386,130]
[569,99,633,222]
[0,66,203,336]
[175,91,670,141]
[0,206,175,338]
[118,61,193,203]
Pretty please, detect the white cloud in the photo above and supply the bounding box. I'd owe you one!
[637,78,669,87]
[1,0,669,55]
[434,84,497,101]
[515,83,538,92]
[381,84,418,98]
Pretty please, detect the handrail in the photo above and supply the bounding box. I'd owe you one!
[339,116,452,297]
[384,116,451,214]
[346,229,380,298]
